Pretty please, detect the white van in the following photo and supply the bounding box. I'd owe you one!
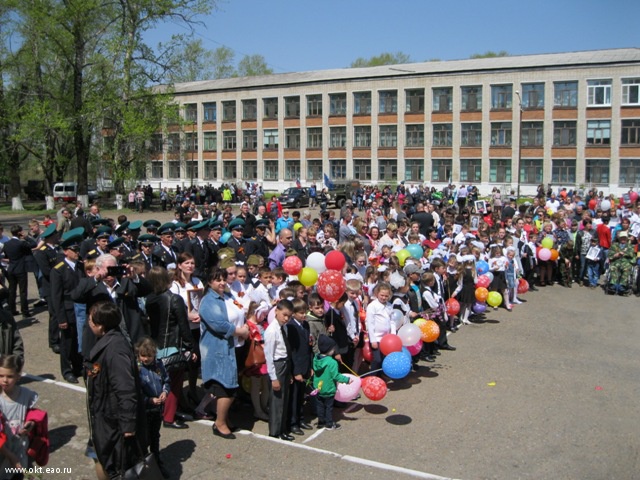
[53,182,78,202]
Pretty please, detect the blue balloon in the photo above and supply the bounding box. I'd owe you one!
[473,302,487,314]
[476,260,489,275]
[382,351,412,380]
[406,243,424,260]
[400,347,412,361]
[220,231,231,244]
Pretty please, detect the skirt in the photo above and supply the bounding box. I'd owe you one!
[490,271,507,292]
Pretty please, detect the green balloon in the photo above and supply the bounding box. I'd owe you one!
[541,236,553,249]
[396,249,411,266]
[298,267,318,287]
[487,291,502,308]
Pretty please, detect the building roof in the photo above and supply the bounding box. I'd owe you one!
[166,48,640,96]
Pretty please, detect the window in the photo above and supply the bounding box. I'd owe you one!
[587,80,611,106]
[263,129,279,149]
[285,128,300,149]
[223,161,237,180]
[263,98,278,119]
[489,159,512,183]
[354,159,371,180]
[186,161,198,181]
[307,94,323,116]
[432,159,452,182]
[553,121,577,146]
[433,124,453,147]
[204,161,217,179]
[264,160,278,180]
[167,133,180,152]
[406,124,424,147]
[242,99,257,120]
[354,126,371,147]
[585,159,609,184]
[330,93,347,115]
[619,159,640,186]
[149,134,163,154]
[554,81,578,108]
[586,120,611,145]
[151,162,163,178]
[521,122,543,147]
[166,104,180,126]
[491,84,512,109]
[552,159,576,184]
[168,161,180,178]
[243,161,257,180]
[184,104,197,123]
[519,159,543,184]
[378,159,397,181]
[223,131,236,150]
[405,159,424,181]
[243,130,257,150]
[521,83,544,109]
[203,102,216,122]
[379,90,397,114]
[622,78,640,105]
[460,159,482,182]
[203,132,217,151]
[461,86,482,111]
[622,119,640,145]
[307,160,323,181]
[307,128,322,149]
[185,132,197,151]
[433,87,452,112]
[461,123,482,146]
[285,96,300,118]
[330,159,346,179]
[490,122,512,146]
[330,127,346,148]
[379,125,397,147]
[405,89,425,113]
[222,101,236,121]
[353,92,371,114]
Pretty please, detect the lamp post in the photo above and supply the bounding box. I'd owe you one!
[515,90,523,201]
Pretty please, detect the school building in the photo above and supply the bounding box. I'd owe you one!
[148,48,640,195]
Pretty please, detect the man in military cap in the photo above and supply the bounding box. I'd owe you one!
[184,220,212,279]
[244,218,274,266]
[173,223,189,254]
[127,220,143,247]
[114,222,135,261]
[33,224,62,353]
[107,237,127,264]
[84,227,111,260]
[143,219,161,236]
[227,218,247,264]
[130,234,158,272]
[50,235,85,383]
[152,223,179,269]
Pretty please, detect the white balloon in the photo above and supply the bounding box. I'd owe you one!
[390,309,404,330]
[600,200,611,211]
[306,252,327,274]
[398,323,421,346]
[484,271,494,283]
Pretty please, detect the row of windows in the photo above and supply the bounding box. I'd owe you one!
[150,158,640,186]
[182,78,640,123]
[149,119,640,153]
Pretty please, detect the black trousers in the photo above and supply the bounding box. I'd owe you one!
[146,410,163,456]
[7,271,28,313]
[60,323,83,378]
[289,377,306,428]
[268,359,291,437]
[48,302,59,348]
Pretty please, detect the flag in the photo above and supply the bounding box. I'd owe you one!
[296,178,301,188]
[323,173,335,190]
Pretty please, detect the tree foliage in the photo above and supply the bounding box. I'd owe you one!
[350,52,412,68]
[469,50,509,59]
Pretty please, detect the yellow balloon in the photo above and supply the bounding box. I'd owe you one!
[396,249,411,266]
[298,267,318,287]
[413,318,427,328]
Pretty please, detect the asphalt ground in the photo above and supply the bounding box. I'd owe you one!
[1,205,639,480]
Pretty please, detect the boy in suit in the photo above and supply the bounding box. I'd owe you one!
[286,299,313,436]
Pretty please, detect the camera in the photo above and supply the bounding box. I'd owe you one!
[107,265,128,277]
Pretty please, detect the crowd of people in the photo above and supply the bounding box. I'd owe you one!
[0,181,638,478]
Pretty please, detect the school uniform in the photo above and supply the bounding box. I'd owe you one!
[285,318,312,432]
[264,320,292,439]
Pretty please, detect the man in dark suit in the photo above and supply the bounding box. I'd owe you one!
[152,223,179,269]
[3,225,37,317]
[33,224,62,353]
[411,203,435,238]
[184,220,212,279]
[285,303,313,435]
[130,234,158,272]
[227,218,247,264]
[50,236,86,383]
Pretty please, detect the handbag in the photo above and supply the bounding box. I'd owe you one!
[159,293,190,373]
[122,440,163,480]
[245,339,266,367]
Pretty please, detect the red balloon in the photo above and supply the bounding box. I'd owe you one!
[445,298,460,316]
[316,269,347,303]
[362,343,373,363]
[379,334,403,356]
[476,274,491,288]
[325,250,346,271]
[282,255,303,276]
[361,376,388,401]
[517,278,529,295]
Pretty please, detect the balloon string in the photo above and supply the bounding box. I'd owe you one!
[339,361,360,377]
[360,369,383,377]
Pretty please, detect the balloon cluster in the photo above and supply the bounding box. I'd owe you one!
[297,250,349,301]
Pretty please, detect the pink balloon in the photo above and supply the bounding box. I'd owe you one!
[476,274,491,288]
[538,247,551,261]
[335,374,362,402]
[407,339,423,356]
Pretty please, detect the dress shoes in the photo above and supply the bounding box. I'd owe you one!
[299,422,313,430]
[212,424,235,439]
[440,344,456,351]
[175,411,194,422]
[163,421,188,430]
[423,355,436,362]
[64,374,79,384]
[278,433,295,441]
[34,299,47,307]
[51,345,61,354]
[21,311,32,318]
[290,426,304,436]
[194,411,215,421]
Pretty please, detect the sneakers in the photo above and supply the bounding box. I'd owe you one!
[325,423,342,431]
[512,299,523,305]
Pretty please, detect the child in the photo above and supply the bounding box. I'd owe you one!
[249,267,273,321]
[489,245,511,311]
[264,299,294,441]
[344,279,366,373]
[269,268,287,301]
[365,282,395,375]
[312,335,352,430]
[586,237,603,289]
[306,293,327,354]
[135,337,171,477]
[323,293,351,368]
[451,256,476,325]
[0,355,38,471]
[363,266,379,303]
[505,246,521,305]
[245,302,269,422]
[421,272,446,359]
[286,299,313,435]
[521,231,538,292]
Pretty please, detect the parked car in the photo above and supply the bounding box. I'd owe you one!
[279,187,310,208]
[53,182,99,203]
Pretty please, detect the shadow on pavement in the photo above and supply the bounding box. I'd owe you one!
[162,439,196,479]
[385,414,412,426]
[49,425,78,454]
[363,404,388,415]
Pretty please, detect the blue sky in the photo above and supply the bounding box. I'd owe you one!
[146,0,640,74]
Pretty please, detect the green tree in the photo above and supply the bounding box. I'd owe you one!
[469,50,509,59]
[167,38,215,83]
[211,45,236,79]
[350,52,412,68]
[236,54,272,77]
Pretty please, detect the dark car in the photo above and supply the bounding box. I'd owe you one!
[280,187,310,208]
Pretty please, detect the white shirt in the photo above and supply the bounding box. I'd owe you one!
[365,299,394,343]
[264,320,287,380]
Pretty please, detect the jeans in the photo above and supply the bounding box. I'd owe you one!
[74,303,87,353]
[315,395,335,427]
[587,262,600,287]
[577,255,588,284]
